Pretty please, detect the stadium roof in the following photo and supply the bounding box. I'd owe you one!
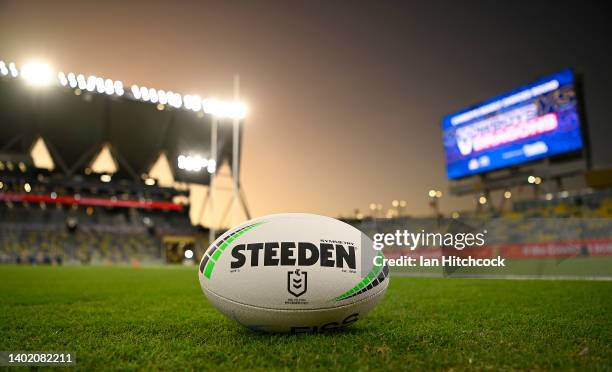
[0,59,244,186]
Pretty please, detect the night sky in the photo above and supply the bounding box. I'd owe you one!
[1,1,611,219]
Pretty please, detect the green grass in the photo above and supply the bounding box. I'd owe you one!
[1,266,611,371]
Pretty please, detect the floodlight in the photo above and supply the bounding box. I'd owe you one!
[184,94,193,110]
[149,88,158,103]
[104,79,114,95]
[58,72,68,86]
[8,62,18,77]
[131,85,141,99]
[169,92,182,108]
[21,62,53,86]
[113,80,124,96]
[140,86,150,101]
[191,95,202,111]
[177,154,214,173]
[158,90,167,104]
[86,76,96,92]
[76,74,86,89]
[95,77,105,93]
[1,57,251,121]
[207,159,216,174]
[202,98,248,119]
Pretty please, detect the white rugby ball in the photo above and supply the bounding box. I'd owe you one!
[198,213,389,333]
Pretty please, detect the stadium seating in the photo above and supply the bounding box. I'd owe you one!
[345,188,612,253]
[0,165,200,264]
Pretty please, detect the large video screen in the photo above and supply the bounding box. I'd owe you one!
[442,69,584,179]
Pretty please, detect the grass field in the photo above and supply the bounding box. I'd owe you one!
[1,266,611,370]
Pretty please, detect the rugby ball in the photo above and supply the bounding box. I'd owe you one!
[198,213,389,333]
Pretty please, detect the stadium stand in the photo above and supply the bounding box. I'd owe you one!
[344,187,612,262]
[0,161,202,264]
[0,64,243,265]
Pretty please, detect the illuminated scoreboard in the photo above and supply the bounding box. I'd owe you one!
[442,69,585,179]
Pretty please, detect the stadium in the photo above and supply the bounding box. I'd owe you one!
[1,1,611,370]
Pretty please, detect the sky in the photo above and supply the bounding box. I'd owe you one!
[1,0,611,220]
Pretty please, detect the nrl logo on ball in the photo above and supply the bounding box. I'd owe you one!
[287,269,307,297]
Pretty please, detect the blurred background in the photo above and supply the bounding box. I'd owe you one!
[0,0,611,276]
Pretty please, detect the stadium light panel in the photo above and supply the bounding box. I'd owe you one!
[158,90,167,104]
[114,80,124,96]
[207,159,216,174]
[191,95,202,112]
[76,74,86,89]
[131,85,141,99]
[168,92,183,108]
[140,86,150,101]
[193,96,201,110]
[202,98,248,119]
[0,61,8,76]
[1,57,249,119]
[96,77,105,93]
[175,94,183,108]
[104,78,114,95]
[21,62,53,86]
[86,76,96,92]
[8,62,18,77]
[178,154,208,172]
[58,72,68,86]
[149,88,158,103]
[184,94,193,110]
